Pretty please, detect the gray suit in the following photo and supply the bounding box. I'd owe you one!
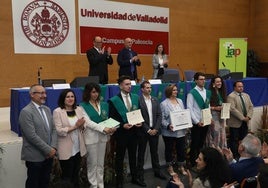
[19,102,57,162]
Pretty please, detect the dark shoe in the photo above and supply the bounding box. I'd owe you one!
[132,178,147,187]
[154,172,166,180]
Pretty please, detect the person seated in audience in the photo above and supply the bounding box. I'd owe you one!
[222,134,264,184]
[257,163,268,188]
[166,147,231,188]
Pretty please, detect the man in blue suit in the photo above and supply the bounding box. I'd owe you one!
[19,84,57,188]
[117,37,141,81]
[222,134,264,184]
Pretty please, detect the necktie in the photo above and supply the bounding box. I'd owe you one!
[39,106,51,143]
[239,93,247,116]
[125,95,131,111]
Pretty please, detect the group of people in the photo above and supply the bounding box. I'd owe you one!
[19,71,267,188]
[86,36,141,84]
[10,27,265,188]
[86,35,169,84]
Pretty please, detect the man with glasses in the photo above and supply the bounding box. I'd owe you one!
[86,36,113,84]
[19,84,57,188]
[187,72,211,167]
[117,37,141,81]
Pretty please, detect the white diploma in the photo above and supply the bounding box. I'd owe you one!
[201,108,212,126]
[126,109,144,125]
[98,118,120,128]
[221,103,231,119]
[170,109,192,131]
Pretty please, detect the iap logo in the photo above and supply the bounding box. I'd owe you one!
[223,42,241,58]
[21,0,69,48]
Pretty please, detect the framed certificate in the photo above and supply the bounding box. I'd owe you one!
[126,109,144,125]
[170,109,192,131]
[221,103,231,119]
[201,108,212,126]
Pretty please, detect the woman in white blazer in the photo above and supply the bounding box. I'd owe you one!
[152,43,168,79]
[80,83,116,188]
[53,89,87,187]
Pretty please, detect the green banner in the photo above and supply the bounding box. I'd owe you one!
[219,38,248,77]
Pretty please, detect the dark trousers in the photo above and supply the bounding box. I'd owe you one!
[137,134,161,180]
[162,136,186,164]
[25,158,53,188]
[229,121,248,159]
[59,152,81,188]
[115,133,138,185]
[189,124,208,166]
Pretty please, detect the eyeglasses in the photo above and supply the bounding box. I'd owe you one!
[33,91,46,95]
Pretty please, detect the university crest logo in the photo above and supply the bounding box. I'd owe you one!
[21,0,69,48]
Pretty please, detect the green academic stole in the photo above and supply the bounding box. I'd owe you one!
[80,102,108,123]
[110,94,139,123]
[190,89,211,109]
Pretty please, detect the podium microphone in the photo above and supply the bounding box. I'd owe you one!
[222,62,226,67]
[38,67,43,85]
[176,63,184,81]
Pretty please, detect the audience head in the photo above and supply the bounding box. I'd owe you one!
[93,36,102,49]
[194,72,206,88]
[124,37,133,49]
[154,43,165,55]
[196,147,231,187]
[117,75,132,94]
[83,82,101,102]
[258,163,268,188]
[164,84,178,98]
[233,80,244,93]
[29,84,47,105]
[239,134,262,157]
[57,89,77,109]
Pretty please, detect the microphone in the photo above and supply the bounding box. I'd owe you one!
[222,62,226,67]
[176,63,185,81]
[38,67,43,85]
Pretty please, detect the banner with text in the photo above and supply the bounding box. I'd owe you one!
[12,0,76,54]
[219,38,248,77]
[79,0,169,55]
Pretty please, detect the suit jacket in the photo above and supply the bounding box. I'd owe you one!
[86,47,113,84]
[53,107,87,160]
[138,95,162,136]
[80,102,109,145]
[108,93,138,140]
[117,47,141,80]
[19,102,57,162]
[230,157,264,183]
[152,54,168,79]
[227,91,254,128]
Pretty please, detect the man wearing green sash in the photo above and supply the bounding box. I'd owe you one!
[108,75,143,188]
[187,72,211,167]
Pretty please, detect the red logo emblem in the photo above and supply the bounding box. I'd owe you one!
[21,0,69,48]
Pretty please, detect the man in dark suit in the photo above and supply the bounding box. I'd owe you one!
[137,81,166,185]
[117,37,141,81]
[19,84,57,188]
[222,134,264,183]
[86,36,113,84]
[108,75,144,188]
[227,81,254,159]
